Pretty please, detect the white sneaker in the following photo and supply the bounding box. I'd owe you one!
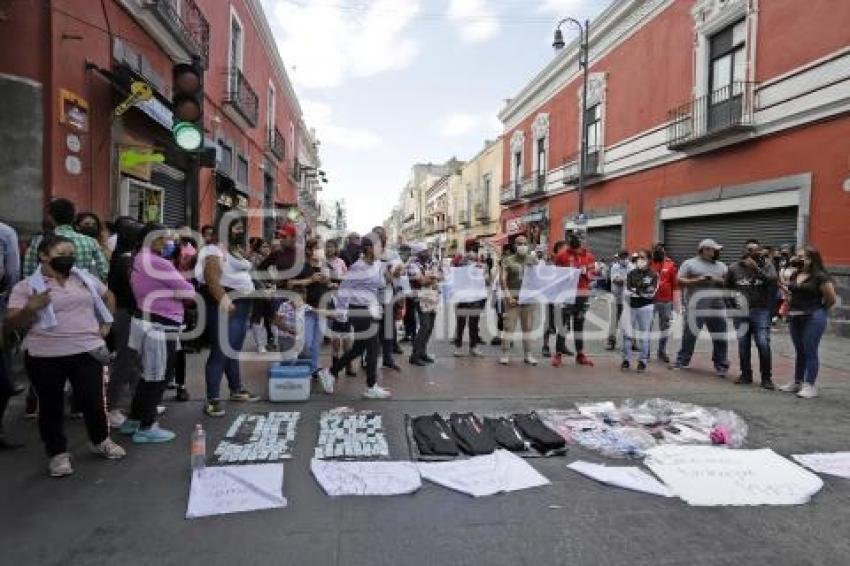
[319,369,335,394]
[48,453,73,478]
[524,356,539,366]
[453,348,465,357]
[778,381,802,393]
[499,356,510,365]
[108,409,127,428]
[156,405,167,416]
[470,347,483,357]
[797,383,818,399]
[258,346,268,354]
[362,385,391,399]
[91,438,127,460]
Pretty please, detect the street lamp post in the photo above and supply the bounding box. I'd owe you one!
[553,18,590,222]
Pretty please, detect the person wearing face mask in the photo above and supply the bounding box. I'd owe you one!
[196,220,260,417]
[650,243,679,364]
[778,246,837,398]
[671,239,730,376]
[120,224,194,443]
[6,235,125,477]
[74,212,112,262]
[398,243,418,344]
[372,226,404,371]
[319,233,393,399]
[168,225,199,402]
[725,240,778,389]
[621,250,659,372]
[499,235,539,366]
[553,231,597,367]
[408,243,442,366]
[606,250,632,351]
[452,239,488,357]
[775,244,794,322]
[23,199,109,281]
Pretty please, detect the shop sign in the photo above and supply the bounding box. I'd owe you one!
[136,97,174,131]
[59,89,89,131]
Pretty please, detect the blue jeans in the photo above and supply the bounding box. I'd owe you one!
[204,296,251,401]
[676,309,730,371]
[789,308,828,385]
[302,310,324,373]
[734,308,772,380]
[623,304,654,363]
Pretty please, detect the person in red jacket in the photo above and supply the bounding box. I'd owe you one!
[650,243,679,364]
[552,231,597,367]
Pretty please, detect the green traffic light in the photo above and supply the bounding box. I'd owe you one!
[173,121,203,151]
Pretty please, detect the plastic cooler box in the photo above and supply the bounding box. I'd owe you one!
[268,360,312,402]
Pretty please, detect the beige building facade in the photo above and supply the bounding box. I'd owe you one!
[449,138,503,249]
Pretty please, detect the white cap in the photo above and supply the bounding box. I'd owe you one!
[698,238,723,251]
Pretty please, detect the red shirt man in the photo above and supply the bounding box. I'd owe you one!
[651,249,679,305]
[554,247,597,294]
[552,233,597,367]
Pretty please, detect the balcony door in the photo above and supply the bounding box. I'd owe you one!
[708,19,746,132]
[229,11,244,94]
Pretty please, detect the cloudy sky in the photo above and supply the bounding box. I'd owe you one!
[260,0,610,233]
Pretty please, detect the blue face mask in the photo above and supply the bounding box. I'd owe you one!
[160,241,177,258]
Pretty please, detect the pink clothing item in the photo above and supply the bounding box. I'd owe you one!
[177,242,197,273]
[131,249,195,323]
[8,275,107,357]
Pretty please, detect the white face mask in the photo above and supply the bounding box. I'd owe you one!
[515,245,529,256]
[636,259,648,270]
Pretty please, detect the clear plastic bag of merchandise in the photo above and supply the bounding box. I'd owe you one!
[573,426,657,460]
[709,410,748,448]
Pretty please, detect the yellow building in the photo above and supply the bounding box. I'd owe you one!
[449,138,503,249]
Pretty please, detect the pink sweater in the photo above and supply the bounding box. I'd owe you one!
[131,249,195,323]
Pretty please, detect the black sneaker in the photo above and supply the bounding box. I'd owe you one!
[620,360,630,371]
[605,341,617,351]
[490,337,502,346]
[761,380,776,391]
[669,362,688,371]
[734,375,753,385]
[637,361,647,373]
[657,352,670,364]
[541,345,551,358]
[204,401,225,417]
[174,387,190,402]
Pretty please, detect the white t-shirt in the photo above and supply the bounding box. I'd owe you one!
[195,245,255,292]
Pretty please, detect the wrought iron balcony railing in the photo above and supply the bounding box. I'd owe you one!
[667,81,757,149]
[225,67,259,127]
[475,202,490,221]
[267,127,285,160]
[500,182,521,204]
[147,0,210,67]
[562,147,602,184]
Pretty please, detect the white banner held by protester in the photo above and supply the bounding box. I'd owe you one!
[518,265,580,305]
[446,265,488,303]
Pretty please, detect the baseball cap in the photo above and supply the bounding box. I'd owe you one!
[698,238,723,251]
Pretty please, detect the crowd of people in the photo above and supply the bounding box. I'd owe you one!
[0,197,839,478]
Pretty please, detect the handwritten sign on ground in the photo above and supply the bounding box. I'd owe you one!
[186,464,287,519]
[792,452,850,479]
[212,412,300,465]
[311,459,422,496]
[417,450,549,497]
[518,265,580,305]
[645,446,823,506]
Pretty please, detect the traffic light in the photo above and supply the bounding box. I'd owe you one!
[171,59,204,151]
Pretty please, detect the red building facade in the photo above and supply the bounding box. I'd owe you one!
[0,0,306,239]
[498,0,850,322]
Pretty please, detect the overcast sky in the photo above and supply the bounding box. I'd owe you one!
[261,0,610,233]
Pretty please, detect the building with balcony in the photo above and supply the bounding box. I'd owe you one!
[0,0,312,240]
[498,0,850,298]
[451,138,503,249]
[396,160,460,243]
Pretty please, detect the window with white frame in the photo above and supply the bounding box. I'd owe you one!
[229,9,244,95]
[267,83,276,144]
[510,130,525,192]
[531,113,549,191]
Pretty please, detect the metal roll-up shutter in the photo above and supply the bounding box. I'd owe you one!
[586,225,622,262]
[663,207,798,265]
[151,164,187,228]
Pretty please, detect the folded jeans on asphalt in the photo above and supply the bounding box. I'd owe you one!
[412,414,459,457]
[484,417,528,452]
[450,413,496,455]
[512,412,567,456]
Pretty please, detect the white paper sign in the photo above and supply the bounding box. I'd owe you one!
[186,464,287,519]
[518,265,580,305]
[567,461,674,497]
[645,446,823,507]
[445,265,488,303]
[311,459,422,496]
[417,450,549,497]
[792,452,850,479]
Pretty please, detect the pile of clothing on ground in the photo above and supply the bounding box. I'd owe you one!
[538,398,748,459]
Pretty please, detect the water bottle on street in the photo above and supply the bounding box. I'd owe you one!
[191,424,206,472]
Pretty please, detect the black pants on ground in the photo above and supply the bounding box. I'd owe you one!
[25,352,108,457]
[455,300,484,348]
[403,297,418,340]
[413,307,436,361]
[129,314,179,428]
[557,297,588,355]
[331,306,379,388]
